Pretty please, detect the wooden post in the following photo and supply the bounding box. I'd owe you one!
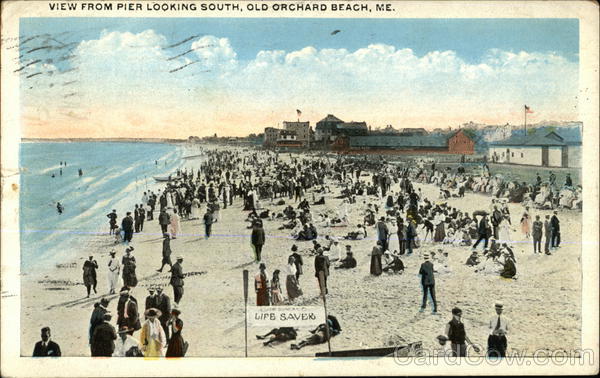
[318,271,332,357]
[243,269,249,357]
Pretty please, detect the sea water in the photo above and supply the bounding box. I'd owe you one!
[19,142,186,269]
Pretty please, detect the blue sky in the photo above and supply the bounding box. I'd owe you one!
[18,18,580,138]
[21,18,579,62]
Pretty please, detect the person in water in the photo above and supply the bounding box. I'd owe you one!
[56,202,64,214]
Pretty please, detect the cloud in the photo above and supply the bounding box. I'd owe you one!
[21,30,579,138]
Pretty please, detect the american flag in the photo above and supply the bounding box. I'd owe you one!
[525,105,534,114]
[296,109,302,117]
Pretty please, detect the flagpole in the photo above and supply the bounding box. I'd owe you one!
[318,271,332,357]
[524,105,527,136]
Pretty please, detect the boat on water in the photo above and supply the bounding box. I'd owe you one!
[153,175,180,182]
[182,153,204,160]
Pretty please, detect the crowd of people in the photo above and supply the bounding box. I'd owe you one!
[33,146,579,358]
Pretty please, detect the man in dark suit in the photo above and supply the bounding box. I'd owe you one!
[473,215,490,250]
[405,217,417,255]
[155,287,172,342]
[91,312,117,357]
[117,290,141,335]
[145,287,157,313]
[158,208,170,235]
[170,256,185,304]
[491,206,502,240]
[33,327,61,357]
[157,233,173,273]
[418,254,437,313]
[121,212,134,243]
[89,298,109,347]
[314,248,330,295]
[550,211,561,248]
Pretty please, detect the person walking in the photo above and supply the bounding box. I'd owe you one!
[520,207,531,239]
[487,302,509,358]
[418,253,437,313]
[107,250,120,294]
[121,247,138,288]
[251,220,266,262]
[445,307,480,357]
[91,312,117,357]
[89,298,110,349]
[155,287,172,342]
[117,289,141,335]
[157,233,173,273]
[532,215,543,254]
[406,217,417,255]
[473,214,490,250]
[83,255,98,298]
[170,256,185,304]
[376,217,390,252]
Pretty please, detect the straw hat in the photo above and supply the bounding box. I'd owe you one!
[144,308,162,318]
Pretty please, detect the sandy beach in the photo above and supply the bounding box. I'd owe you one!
[20,147,582,357]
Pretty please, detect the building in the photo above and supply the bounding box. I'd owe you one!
[447,129,475,154]
[488,131,581,168]
[336,122,368,137]
[315,114,344,142]
[264,127,280,147]
[336,130,475,155]
[283,121,311,146]
[398,128,428,136]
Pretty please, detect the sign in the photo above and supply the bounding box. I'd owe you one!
[247,306,325,327]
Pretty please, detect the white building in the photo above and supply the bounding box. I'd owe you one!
[488,131,581,168]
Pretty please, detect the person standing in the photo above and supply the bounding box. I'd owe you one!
[166,308,186,357]
[158,209,170,235]
[370,240,384,276]
[544,215,552,255]
[121,247,138,288]
[251,220,266,262]
[203,210,213,239]
[157,233,173,273]
[33,327,61,357]
[107,210,118,235]
[113,326,142,357]
[532,215,543,254]
[418,253,437,313]
[83,255,98,298]
[290,245,303,282]
[520,207,531,239]
[314,248,330,295]
[285,256,303,302]
[396,217,406,255]
[121,212,134,244]
[89,298,110,349]
[134,204,141,233]
[445,307,480,357]
[406,216,417,255]
[137,203,145,232]
[140,308,167,357]
[91,312,117,357]
[155,287,172,342]
[107,250,120,294]
[117,289,141,335]
[375,217,390,252]
[487,302,509,358]
[170,208,180,239]
[550,211,561,249]
[255,263,270,306]
[170,256,185,304]
[145,287,157,313]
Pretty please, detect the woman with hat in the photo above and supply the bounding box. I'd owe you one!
[285,255,303,302]
[113,326,142,357]
[166,308,186,357]
[83,255,98,298]
[140,308,166,357]
[107,249,120,295]
[370,241,383,276]
[254,263,270,306]
[270,270,284,305]
[121,247,137,288]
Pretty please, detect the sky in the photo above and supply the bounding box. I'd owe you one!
[18,18,579,138]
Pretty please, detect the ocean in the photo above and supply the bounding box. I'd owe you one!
[19,142,187,269]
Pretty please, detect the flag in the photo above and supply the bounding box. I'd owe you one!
[525,105,534,114]
[296,109,302,117]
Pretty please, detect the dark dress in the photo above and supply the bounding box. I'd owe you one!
[166,318,185,357]
[91,322,117,357]
[122,255,138,287]
[83,260,98,287]
[370,246,383,276]
[255,272,270,306]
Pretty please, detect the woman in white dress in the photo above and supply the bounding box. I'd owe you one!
[169,208,181,239]
[498,216,511,245]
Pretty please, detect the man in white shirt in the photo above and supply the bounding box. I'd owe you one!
[113,326,141,357]
[487,302,509,357]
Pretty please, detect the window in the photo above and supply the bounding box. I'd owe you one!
[521,153,524,158]
[511,152,514,157]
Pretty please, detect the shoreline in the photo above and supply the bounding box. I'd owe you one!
[20,147,582,357]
